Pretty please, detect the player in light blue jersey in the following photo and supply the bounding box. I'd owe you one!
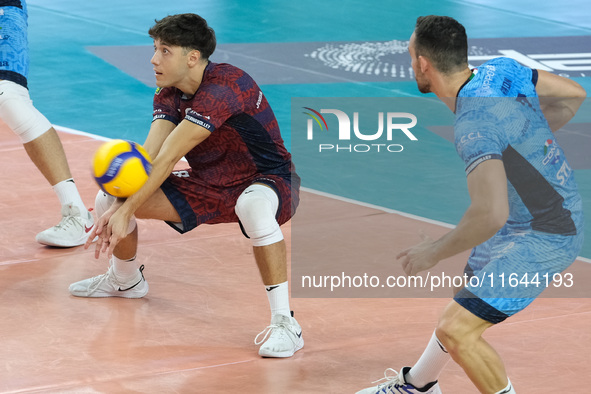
[358,15,585,394]
[0,0,94,247]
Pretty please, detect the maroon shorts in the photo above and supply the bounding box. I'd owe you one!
[160,169,300,234]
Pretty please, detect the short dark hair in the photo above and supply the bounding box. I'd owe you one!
[414,15,467,74]
[148,13,216,60]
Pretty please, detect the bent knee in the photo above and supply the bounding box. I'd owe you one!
[435,320,466,355]
[94,190,116,217]
[235,184,283,247]
[436,301,493,355]
[0,81,52,143]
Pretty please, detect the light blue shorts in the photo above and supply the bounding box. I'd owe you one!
[454,227,584,323]
[0,1,29,88]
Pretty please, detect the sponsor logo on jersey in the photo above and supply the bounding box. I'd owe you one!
[459,132,485,148]
[556,160,572,185]
[185,108,211,120]
[542,139,561,165]
[465,154,502,175]
[478,65,497,95]
[185,111,213,130]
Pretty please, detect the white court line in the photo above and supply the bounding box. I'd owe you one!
[54,125,591,264]
[301,186,455,229]
[301,187,591,264]
[8,358,256,394]
[54,125,112,141]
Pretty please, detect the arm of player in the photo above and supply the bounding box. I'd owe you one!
[535,70,586,132]
[85,197,123,257]
[88,119,178,256]
[100,120,211,257]
[397,159,509,276]
[142,119,177,160]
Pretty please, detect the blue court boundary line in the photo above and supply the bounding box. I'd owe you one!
[54,124,591,264]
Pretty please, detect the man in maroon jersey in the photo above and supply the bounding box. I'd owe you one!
[69,13,303,358]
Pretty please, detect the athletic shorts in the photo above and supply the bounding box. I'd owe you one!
[454,227,584,324]
[0,2,29,88]
[160,169,299,234]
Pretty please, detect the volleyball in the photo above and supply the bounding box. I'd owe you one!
[92,139,152,198]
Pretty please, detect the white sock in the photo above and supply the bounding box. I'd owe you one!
[53,178,87,214]
[112,255,140,283]
[495,379,515,394]
[405,330,451,388]
[265,281,291,318]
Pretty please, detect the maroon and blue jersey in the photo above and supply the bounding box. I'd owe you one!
[152,62,298,189]
[153,62,299,231]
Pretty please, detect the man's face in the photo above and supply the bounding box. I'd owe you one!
[151,38,190,88]
[408,33,431,94]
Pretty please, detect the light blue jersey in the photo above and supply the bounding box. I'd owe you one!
[0,0,29,88]
[455,57,583,235]
[453,57,584,323]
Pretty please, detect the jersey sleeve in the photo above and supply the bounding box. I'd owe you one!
[152,87,181,125]
[531,69,538,86]
[184,81,243,132]
[496,57,538,95]
[455,106,507,175]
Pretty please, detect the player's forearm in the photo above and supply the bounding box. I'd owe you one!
[540,97,585,132]
[118,155,176,219]
[535,70,586,132]
[143,133,167,159]
[432,204,506,262]
[143,120,176,159]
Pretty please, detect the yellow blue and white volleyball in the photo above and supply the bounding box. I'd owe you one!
[92,139,152,198]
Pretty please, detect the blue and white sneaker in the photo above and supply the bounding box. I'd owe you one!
[356,367,441,394]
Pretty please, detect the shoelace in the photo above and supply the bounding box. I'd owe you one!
[254,321,297,345]
[254,324,278,345]
[88,266,116,290]
[54,213,84,231]
[371,368,404,389]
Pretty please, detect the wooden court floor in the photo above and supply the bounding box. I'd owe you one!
[1,126,590,393]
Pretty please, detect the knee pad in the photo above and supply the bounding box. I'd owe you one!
[95,191,137,234]
[235,184,284,247]
[0,81,52,143]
